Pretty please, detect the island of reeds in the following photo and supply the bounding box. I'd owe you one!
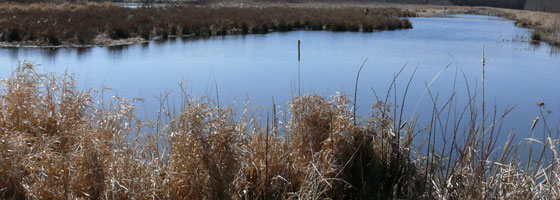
[0,2,414,47]
[1,63,559,199]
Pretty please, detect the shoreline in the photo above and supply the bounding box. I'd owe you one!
[0,3,413,48]
[0,2,558,48]
[0,29,388,49]
[242,2,560,46]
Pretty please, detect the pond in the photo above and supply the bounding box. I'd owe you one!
[1,14,558,146]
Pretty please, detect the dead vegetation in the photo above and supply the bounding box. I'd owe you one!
[0,2,413,47]
[211,1,560,46]
[0,62,558,199]
[0,63,423,199]
[2,1,557,47]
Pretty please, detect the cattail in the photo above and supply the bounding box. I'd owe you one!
[482,47,485,81]
[399,121,407,131]
[530,116,539,132]
[298,38,301,62]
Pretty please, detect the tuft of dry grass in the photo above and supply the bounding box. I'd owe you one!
[0,62,559,199]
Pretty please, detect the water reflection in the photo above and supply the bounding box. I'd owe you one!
[154,39,167,45]
[551,46,560,57]
[40,48,60,60]
[76,47,92,58]
[141,42,150,48]
[107,45,129,60]
[7,48,19,60]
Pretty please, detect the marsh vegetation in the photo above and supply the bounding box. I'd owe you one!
[2,1,557,47]
[0,61,559,199]
[0,1,559,199]
[0,2,413,47]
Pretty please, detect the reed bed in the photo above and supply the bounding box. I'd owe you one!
[0,2,413,47]
[1,62,559,199]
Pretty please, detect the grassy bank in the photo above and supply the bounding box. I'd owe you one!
[1,63,559,199]
[0,2,413,47]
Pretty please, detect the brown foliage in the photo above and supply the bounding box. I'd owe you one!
[1,63,558,199]
[0,3,413,46]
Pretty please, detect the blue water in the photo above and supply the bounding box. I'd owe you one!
[0,15,558,149]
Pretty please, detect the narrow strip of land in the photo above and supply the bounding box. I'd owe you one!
[0,2,413,47]
[217,1,560,46]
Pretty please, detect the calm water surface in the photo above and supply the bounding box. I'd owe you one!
[1,15,558,145]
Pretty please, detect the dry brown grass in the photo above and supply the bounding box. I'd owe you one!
[1,1,558,47]
[0,63,422,199]
[0,2,413,47]
[1,62,559,199]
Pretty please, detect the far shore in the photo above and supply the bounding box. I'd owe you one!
[0,2,558,48]
[0,2,413,48]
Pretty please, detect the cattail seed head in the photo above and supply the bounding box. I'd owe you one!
[399,121,407,131]
[298,38,301,62]
[482,47,486,81]
[530,116,540,132]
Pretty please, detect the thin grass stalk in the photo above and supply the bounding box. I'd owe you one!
[481,46,486,167]
[298,38,301,98]
[397,66,418,132]
[353,58,368,126]
[266,111,270,197]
